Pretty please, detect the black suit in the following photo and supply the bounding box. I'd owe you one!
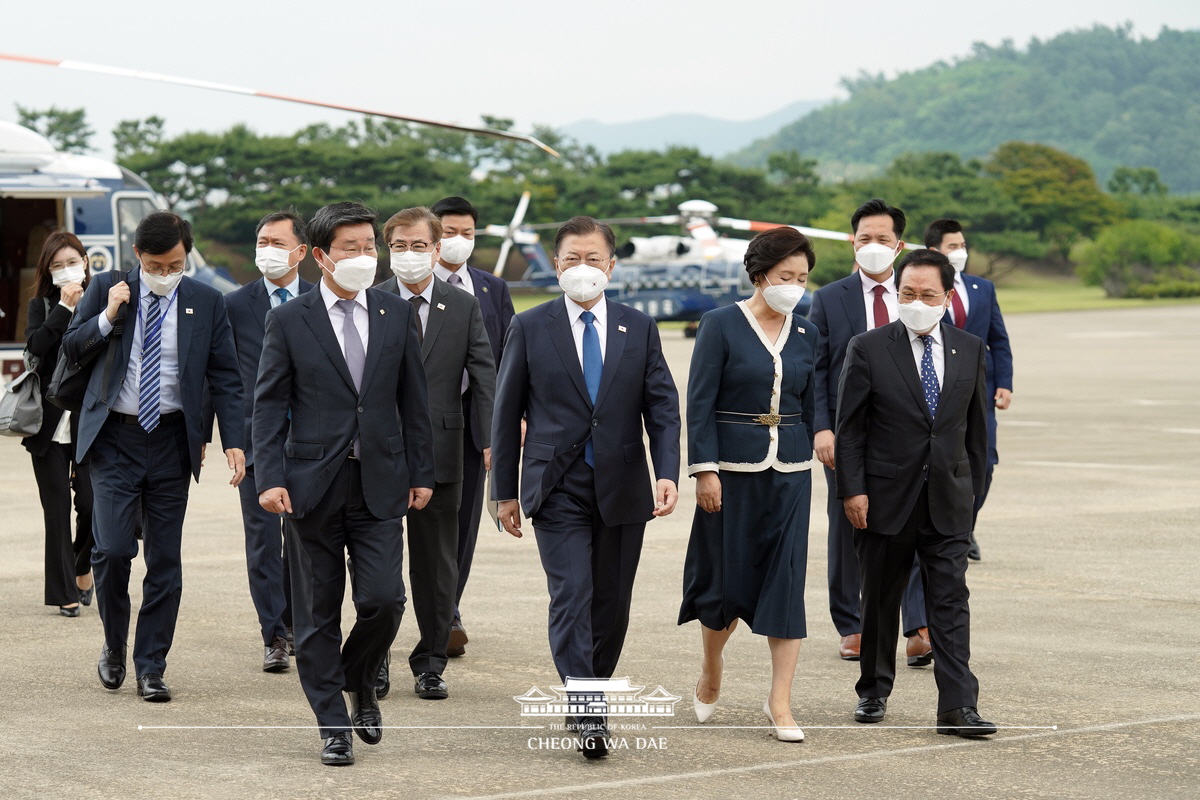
[834,320,988,712]
[253,281,434,738]
[225,277,313,646]
[492,296,680,682]
[376,275,495,676]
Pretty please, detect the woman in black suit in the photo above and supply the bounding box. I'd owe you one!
[24,231,94,617]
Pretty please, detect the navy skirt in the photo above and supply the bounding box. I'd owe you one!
[678,468,810,639]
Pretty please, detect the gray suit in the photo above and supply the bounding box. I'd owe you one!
[376,275,496,676]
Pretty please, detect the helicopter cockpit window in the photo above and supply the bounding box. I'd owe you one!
[116,196,158,272]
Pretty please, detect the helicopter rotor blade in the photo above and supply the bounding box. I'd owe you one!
[715,216,852,244]
[524,214,681,231]
[494,238,515,278]
[491,191,532,276]
[0,52,561,157]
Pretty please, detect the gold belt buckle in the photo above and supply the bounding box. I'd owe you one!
[753,413,781,427]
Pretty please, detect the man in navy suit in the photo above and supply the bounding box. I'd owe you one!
[253,201,434,766]
[492,216,680,759]
[431,196,515,657]
[225,210,314,671]
[925,219,1013,561]
[808,199,931,667]
[62,212,245,703]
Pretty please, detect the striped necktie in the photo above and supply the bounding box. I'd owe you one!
[138,294,164,432]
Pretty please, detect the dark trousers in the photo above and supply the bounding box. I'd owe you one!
[405,480,462,675]
[972,463,995,527]
[825,465,927,636]
[89,413,190,678]
[532,455,645,683]
[853,485,979,713]
[454,392,486,622]
[288,459,405,739]
[238,464,292,645]
[31,443,94,606]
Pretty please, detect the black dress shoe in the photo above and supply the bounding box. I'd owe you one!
[137,673,172,702]
[447,620,468,658]
[414,671,448,700]
[98,646,126,690]
[375,652,390,699]
[577,717,609,759]
[263,637,290,673]
[59,604,81,618]
[321,731,355,766]
[854,696,888,723]
[937,706,997,737]
[967,531,982,561]
[350,690,383,745]
[79,585,95,606]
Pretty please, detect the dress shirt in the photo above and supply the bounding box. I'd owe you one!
[397,279,435,336]
[319,279,369,356]
[434,262,474,295]
[264,274,302,308]
[907,323,945,388]
[859,268,898,330]
[99,280,181,416]
[564,295,607,365]
[952,273,971,323]
[51,411,72,444]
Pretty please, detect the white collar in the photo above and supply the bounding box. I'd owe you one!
[319,278,366,310]
[858,268,894,295]
[398,278,436,303]
[434,263,470,283]
[907,323,944,346]
[564,294,607,325]
[263,273,301,298]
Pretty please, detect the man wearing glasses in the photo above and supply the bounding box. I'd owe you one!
[62,211,246,704]
[834,249,995,737]
[373,206,496,703]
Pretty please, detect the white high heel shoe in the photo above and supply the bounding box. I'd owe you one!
[693,656,724,723]
[762,699,804,742]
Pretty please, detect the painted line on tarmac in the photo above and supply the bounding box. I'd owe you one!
[459,714,1200,800]
[137,725,547,730]
[1013,460,1166,470]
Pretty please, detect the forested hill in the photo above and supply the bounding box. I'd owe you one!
[736,25,1200,192]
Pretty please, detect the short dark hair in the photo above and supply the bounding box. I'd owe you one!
[894,249,954,292]
[851,198,906,238]
[383,207,442,243]
[743,227,816,285]
[553,216,616,256]
[307,202,378,253]
[135,211,193,255]
[430,196,478,224]
[32,230,90,299]
[923,218,963,249]
[256,210,308,245]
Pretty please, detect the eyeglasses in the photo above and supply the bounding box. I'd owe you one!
[898,290,948,303]
[388,241,433,253]
[51,258,86,270]
[143,266,185,277]
[558,256,610,268]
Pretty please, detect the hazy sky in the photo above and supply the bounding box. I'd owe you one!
[3,0,1198,157]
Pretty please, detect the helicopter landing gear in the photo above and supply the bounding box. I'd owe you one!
[684,322,699,339]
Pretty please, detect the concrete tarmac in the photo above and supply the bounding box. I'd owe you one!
[1,304,1197,799]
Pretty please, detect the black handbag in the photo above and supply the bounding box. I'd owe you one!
[47,273,128,413]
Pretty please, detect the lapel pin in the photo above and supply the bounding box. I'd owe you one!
[379,308,386,315]
[797,325,805,333]
[618,325,627,333]
[972,283,978,289]
[437,302,446,311]
[185,307,193,314]
[482,286,489,293]
[951,348,957,355]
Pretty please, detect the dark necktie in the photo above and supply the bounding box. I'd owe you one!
[409,295,426,343]
[872,284,888,329]
[919,334,940,418]
[138,294,163,433]
[273,287,290,306]
[337,299,366,457]
[950,288,967,328]
[581,310,602,467]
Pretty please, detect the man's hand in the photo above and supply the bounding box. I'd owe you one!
[225,448,246,486]
[60,282,84,308]
[409,487,433,511]
[200,443,207,467]
[498,499,522,538]
[995,388,1012,411]
[105,281,130,323]
[652,479,678,517]
[815,429,836,470]
[519,418,527,447]
[695,471,721,513]
[483,447,492,472]
[844,494,869,530]
[259,487,292,514]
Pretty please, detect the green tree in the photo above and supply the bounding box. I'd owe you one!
[1107,166,1168,196]
[113,117,165,160]
[15,104,94,153]
[1077,220,1200,297]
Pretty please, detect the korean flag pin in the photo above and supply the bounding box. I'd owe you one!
[184,307,193,314]
[618,325,627,333]
[437,302,446,311]
[797,325,805,333]
[379,308,386,315]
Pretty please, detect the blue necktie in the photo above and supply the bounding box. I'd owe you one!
[919,334,940,418]
[273,287,290,306]
[581,310,601,467]
[138,294,163,433]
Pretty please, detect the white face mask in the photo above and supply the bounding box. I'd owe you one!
[255,246,299,280]
[558,264,610,303]
[946,249,968,273]
[439,235,474,265]
[390,251,435,285]
[52,264,87,287]
[761,275,806,314]
[140,266,184,297]
[856,242,899,275]
[323,254,377,293]
[898,298,948,334]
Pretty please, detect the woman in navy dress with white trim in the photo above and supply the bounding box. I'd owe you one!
[679,227,818,742]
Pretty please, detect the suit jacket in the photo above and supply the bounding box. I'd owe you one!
[252,283,435,520]
[944,273,1013,399]
[225,276,315,466]
[464,266,514,452]
[491,296,680,526]
[808,272,870,434]
[61,271,244,480]
[834,321,988,536]
[23,292,75,457]
[376,275,496,485]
